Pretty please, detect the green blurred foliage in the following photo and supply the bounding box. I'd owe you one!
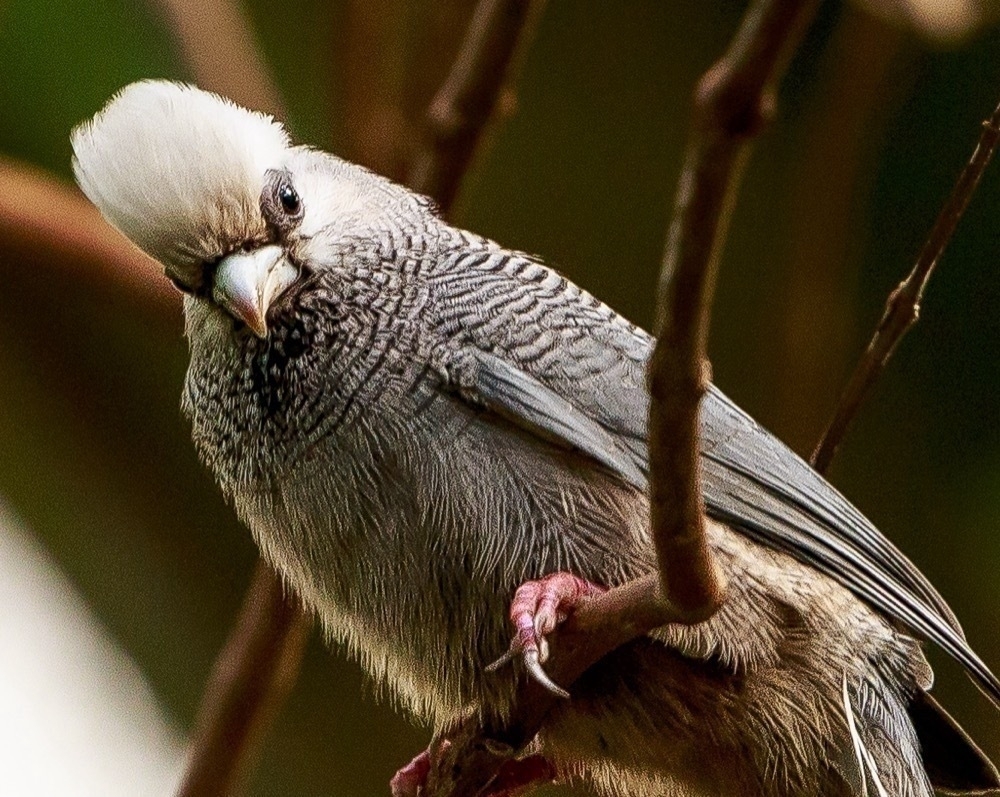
[1,0,999,794]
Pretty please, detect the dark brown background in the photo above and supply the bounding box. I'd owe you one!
[1,1,999,793]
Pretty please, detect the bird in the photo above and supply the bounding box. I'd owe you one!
[71,80,1000,796]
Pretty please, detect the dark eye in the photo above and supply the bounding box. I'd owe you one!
[260,169,304,230]
[278,183,301,215]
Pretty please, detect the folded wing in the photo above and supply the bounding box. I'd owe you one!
[455,340,1000,709]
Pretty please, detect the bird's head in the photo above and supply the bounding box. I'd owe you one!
[72,80,351,337]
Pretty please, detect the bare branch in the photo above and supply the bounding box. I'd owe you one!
[177,563,310,797]
[0,157,178,320]
[150,0,285,119]
[811,97,1000,474]
[425,2,822,794]
[400,0,480,170]
[424,575,668,796]
[407,0,546,214]
[649,0,820,626]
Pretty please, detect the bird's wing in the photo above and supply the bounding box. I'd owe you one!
[446,303,1000,708]
[466,351,647,490]
[695,387,1000,708]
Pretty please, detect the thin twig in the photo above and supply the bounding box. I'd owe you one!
[811,97,1000,474]
[407,0,547,214]
[424,2,821,794]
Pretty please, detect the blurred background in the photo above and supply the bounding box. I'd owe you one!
[1,0,1000,794]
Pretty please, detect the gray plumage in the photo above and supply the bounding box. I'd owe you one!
[72,82,1000,796]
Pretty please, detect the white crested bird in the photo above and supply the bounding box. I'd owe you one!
[72,81,1000,796]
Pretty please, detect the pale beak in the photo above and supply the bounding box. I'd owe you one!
[212,245,298,337]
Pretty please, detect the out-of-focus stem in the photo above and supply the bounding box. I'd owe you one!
[407,0,546,215]
[176,563,309,797]
[0,157,177,319]
[812,95,1000,474]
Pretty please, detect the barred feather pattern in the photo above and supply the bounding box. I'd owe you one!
[177,152,943,795]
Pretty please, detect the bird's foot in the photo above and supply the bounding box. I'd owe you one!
[390,748,431,797]
[390,746,555,796]
[488,572,606,698]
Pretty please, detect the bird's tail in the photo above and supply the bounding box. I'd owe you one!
[907,689,1000,794]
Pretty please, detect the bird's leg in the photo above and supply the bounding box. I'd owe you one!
[390,746,555,796]
[489,573,607,698]
[392,574,602,795]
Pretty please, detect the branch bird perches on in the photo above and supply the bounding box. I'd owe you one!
[422,1,822,794]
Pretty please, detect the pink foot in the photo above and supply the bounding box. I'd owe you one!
[390,748,431,797]
[391,747,555,797]
[489,572,606,697]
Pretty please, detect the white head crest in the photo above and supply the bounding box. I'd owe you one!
[71,81,290,276]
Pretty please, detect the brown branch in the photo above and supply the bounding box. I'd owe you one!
[176,564,310,796]
[424,575,668,796]
[0,157,178,320]
[150,0,285,119]
[649,0,820,629]
[407,0,546,215]
[399,0,481,175]
[424,1,821,795]
[810,97,1000,474]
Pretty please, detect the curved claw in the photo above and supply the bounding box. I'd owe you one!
[524,649,570,699]
[486,647,516,672]
[489,573,604,697]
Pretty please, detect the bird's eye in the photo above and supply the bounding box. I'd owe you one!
[278,183,301,215]
[261,170,304,230]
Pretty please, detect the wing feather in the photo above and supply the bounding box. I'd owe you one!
[452,336,1000,708]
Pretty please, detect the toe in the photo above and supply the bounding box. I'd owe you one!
[390,749,431,797]
[494,572,607,696]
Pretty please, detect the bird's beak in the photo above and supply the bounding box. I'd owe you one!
[212,245,298,337]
